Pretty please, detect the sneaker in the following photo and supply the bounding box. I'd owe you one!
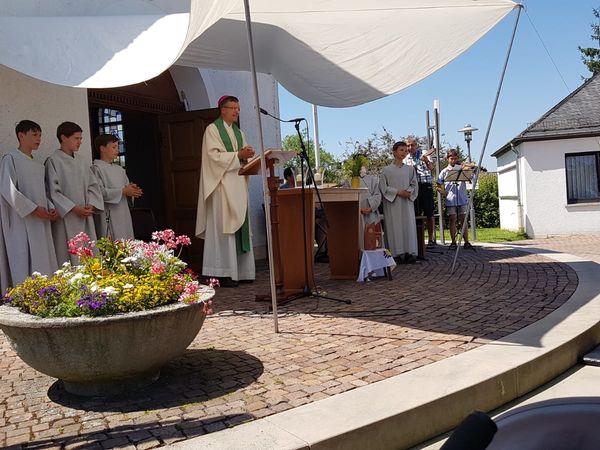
[464,242,474,250]
[448,242,457,250]
[426,241,436,249]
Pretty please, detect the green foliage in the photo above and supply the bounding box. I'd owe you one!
[343,154,369,177]
[579,8,600,75]
[474,172,500,228]
[282,133,343,183]
[342,127,395,174]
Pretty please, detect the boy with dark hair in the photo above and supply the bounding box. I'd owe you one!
[91,134,142,239]
[380,141,418,263]
[45,121,103,265]
[0,120,58,293]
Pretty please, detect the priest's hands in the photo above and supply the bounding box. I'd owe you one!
[397,190,412,199]
[32,206,59,221]
[123,183,143,198]
[238,145,255,160]
[72,205,94,217]
[360,207,372,215]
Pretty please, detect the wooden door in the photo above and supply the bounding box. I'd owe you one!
[159,109,219,272]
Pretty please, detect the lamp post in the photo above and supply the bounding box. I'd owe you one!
[458,124,478,241]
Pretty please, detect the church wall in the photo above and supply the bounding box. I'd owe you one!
[0,64,92,163]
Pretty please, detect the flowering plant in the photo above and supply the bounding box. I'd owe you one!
[1,230,217,318]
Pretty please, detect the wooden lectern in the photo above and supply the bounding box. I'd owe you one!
[239,150,314,300]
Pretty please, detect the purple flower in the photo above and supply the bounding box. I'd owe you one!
[38,285,59,297]
[77,292,109,311]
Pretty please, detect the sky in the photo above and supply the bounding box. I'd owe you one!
[277,0,599,170]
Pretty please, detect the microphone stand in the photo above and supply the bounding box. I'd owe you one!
[281,119,350,305]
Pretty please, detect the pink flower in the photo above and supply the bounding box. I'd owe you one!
[150,262,166,274]
[67,232,94,258]
[207,278,220,288]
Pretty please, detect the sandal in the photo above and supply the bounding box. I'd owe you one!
[464,242,474,250]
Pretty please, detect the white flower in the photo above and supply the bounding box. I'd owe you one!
[54,269,64,276]
[62,262,71,268]
[69,273,85,284]
[103,286,117,295]
[121,256,138,263]
[90,283,98,292]
[123,283,134,289]
[31,271,41,277]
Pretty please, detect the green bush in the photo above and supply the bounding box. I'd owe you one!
[474,172,500,228]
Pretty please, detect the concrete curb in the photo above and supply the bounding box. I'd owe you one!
[168,244,600,450]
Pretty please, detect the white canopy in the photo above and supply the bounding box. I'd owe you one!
[0,0,516,107]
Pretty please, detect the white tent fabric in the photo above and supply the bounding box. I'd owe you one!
[0,0,516,107]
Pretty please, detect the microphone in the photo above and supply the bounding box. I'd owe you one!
[259,107,305,123]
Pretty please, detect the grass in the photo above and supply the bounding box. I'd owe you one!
[435,227,527,243]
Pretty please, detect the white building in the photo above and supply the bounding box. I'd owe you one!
[0,64,281,268]
[493,73,600,238]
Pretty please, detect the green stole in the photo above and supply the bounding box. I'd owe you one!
[213,118,251,255]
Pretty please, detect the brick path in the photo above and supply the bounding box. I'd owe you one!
[0,241,582,449]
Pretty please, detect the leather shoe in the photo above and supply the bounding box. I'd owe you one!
[219,277,239,288]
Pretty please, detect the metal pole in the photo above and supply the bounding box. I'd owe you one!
[467,139,476,241]
[452,4,522,273]
[312,104,320,169]
[243,0,279,332]
[433,100,444,245]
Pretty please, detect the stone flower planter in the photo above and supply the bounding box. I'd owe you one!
[0,299,212,396]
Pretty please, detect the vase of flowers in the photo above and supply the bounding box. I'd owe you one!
[344,154,368,188]
[0,230,216,396]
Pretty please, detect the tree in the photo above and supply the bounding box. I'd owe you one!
[281,133,343,183]
[341,127,395,175]
[579,8,600,75]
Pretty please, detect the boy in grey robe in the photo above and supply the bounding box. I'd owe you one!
[358,164,382,250]
[380,141,418,263]
[45,121,103,265]
[91,134,142,240]
[0,120,58,293]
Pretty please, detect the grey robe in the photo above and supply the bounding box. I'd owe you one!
[359,174,382,251]
[91,160,134,240]
[45,150,103,265]
[380,164,418,256]
[0,150,58,293]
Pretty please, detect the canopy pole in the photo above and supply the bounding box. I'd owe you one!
[243,0,279,332]
[451,4,523,273]
[312,105,321,169]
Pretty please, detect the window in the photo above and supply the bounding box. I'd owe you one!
[565,151,600,204]
[98,108,126,167]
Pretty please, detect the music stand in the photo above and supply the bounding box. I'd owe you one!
[442,165,475,252]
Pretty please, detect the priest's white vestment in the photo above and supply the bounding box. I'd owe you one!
[91,159,135,240]
[45,150,104,265]
[0,149,58,293]
[380,164,418,257]
[195,123,255,281]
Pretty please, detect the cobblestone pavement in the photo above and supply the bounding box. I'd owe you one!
[0,240,583,449]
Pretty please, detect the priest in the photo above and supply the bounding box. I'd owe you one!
[195,96,256,288]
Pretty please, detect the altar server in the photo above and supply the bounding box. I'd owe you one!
[91,134,141,240]
[45,121,103,265]
[0,120,58,293]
